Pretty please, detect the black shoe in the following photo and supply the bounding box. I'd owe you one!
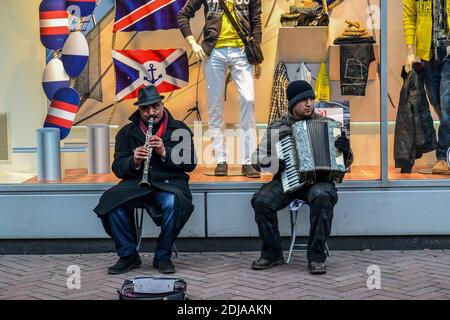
[108,251,142,275]
[242,164,261,178]
[214,162,228,176]
[153,259,176,274]
[251,257,284,270]
[308,261,327,274]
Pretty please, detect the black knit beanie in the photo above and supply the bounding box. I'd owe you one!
[287,80,316,114]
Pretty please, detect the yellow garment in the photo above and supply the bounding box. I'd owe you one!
[403,0,450,61]
[314,63,330,101]
[215,0,244,49]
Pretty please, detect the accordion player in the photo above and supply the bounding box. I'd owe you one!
[275,119,347,193]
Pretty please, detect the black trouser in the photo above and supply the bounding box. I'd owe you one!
[251,179,338,263]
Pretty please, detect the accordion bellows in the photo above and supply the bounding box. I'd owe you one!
[276,119,347,193]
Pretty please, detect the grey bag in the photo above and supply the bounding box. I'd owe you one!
[118,276,187,300]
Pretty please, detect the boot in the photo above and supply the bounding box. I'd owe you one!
[108,251,142,275]
[308,261,327,274]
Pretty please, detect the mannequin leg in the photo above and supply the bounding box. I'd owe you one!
[204,48,228,164]
[424,55,450,161]
[438,57,450,161]
[228,47,257,165]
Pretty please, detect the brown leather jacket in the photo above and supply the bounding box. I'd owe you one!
[177,0,262,55]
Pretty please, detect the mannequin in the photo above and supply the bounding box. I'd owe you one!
[403,0,450,174]
[177,0,262,177]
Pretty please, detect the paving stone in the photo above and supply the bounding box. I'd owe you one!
[0,251,449,300]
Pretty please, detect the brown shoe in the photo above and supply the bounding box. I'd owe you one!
[214,162,228,176]
[242,164,261,178]
[431,160,449,174]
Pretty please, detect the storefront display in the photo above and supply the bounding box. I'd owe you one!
[1,0,449,185]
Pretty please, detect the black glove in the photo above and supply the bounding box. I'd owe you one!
[334,136,350,159]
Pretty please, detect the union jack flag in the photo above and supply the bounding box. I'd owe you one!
[114,0,187,32]
[112,48,189,101]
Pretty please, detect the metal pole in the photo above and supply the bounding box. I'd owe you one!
[380,0,389,186]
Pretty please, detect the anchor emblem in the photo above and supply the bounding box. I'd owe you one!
[144,64,162,84]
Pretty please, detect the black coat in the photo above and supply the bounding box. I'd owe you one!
[394,67,436,172]
[94,109,197,233]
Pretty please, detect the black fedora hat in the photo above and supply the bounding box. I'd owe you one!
[133,85,165,107]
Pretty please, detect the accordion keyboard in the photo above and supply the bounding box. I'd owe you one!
[275,119,347,194]
[276,135,304,193]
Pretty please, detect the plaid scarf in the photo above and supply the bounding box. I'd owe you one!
[268,63,290,124]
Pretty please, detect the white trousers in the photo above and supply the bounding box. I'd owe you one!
[204,47,257,165]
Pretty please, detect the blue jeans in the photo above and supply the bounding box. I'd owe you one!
[423,47,450,160]
[101,191,176,261]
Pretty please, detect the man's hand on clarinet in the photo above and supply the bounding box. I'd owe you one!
[149,136,166,159]
[133,146,150,168]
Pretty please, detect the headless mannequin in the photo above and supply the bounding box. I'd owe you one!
[403,0,450,173]
[179,0,263,175]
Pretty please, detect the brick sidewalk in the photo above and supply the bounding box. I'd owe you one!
[1,250,449,300]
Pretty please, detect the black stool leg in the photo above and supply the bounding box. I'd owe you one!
[135,208,144,251]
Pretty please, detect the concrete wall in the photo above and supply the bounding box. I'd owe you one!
[1,186,449,239]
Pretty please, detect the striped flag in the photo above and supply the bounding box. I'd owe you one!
[112,48,189,101]
[39,0,69,50]
[114,0,187,32]
[44,88,80,140]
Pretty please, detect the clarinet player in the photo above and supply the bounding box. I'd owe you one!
[94,85,197,275]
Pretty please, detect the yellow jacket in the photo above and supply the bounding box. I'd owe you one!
[403,0,450,61]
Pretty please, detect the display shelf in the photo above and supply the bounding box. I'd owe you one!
[276,26,328,63]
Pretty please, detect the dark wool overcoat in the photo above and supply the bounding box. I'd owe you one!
[94,109,197,232]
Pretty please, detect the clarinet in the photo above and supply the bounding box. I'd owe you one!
[139,117,153,188]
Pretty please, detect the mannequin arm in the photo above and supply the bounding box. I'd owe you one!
[254,64,262,79]
[185,35,206,61]
[405,44,420,72]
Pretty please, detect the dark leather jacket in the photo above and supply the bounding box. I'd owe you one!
[177,0,262,56]
[394,67,437,172]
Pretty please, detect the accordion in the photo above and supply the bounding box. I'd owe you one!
[275,119,347,193]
